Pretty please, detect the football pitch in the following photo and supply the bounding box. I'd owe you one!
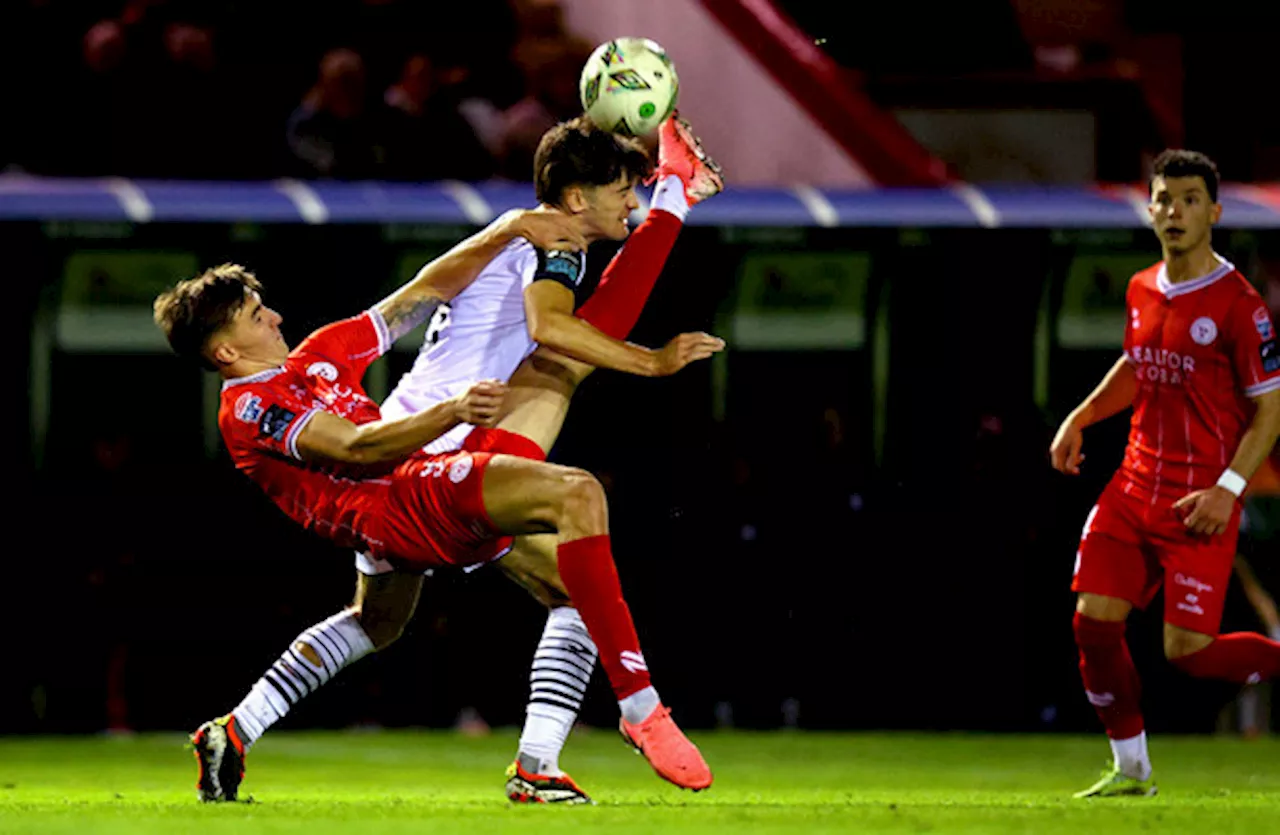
[1,730,1277,834]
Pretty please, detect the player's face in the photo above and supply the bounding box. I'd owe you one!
[216,291,287,365]
[1148,175,1221,256]
[581,174,641,241]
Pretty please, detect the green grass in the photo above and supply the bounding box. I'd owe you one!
[1,730,1277,833]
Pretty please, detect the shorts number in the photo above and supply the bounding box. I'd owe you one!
[419,461,446,478]
[425,303,452,345]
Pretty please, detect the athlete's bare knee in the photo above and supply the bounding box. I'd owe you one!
[353,602,411,651]
[1076,593,1131,622]
[1163,623,1214,660]
[555,467,608,538]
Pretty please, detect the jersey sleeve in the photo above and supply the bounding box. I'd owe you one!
[523,247,586,292]
[1226,298,1280,398]
[294,310,392,378]
[223,384,320,462]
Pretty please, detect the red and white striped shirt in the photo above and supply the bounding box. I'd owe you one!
[1119,259,1280,505]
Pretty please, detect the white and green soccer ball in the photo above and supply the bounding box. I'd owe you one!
[579,37,679,138]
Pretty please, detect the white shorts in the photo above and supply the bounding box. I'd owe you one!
[354,545,512,577]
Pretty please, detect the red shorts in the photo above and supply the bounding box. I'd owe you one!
[1071,478,1241,634]
[365,428,546,570]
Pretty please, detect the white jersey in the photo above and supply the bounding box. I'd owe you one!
[381,238,586,453]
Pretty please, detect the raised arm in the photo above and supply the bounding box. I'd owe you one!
[375,209,588,342]
[524,281,723,377]
[296,380,506,466]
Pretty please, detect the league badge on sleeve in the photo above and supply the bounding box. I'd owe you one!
[1254,306,1275,341]
[1261,338,1280,373]
[536,249,585,286]
[258,404,297,442]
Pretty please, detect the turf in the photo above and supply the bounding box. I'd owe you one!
[0,730,1276,833]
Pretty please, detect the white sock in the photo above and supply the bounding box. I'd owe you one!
[231,610,374,751]
[1110,731,1152,780]
[1238,685,1261,734]
[651,175,690,221]
[619,686,661,726]
[517,607,597,776]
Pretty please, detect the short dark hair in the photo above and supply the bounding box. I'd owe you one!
[1151,149,1220,203]
[154,263,262,370]
[533,115,652,206]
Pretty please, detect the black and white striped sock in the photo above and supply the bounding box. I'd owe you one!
[517,606,598,776]
[231,610,374,750]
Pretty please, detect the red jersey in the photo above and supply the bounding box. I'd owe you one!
[218,310,396,549]
[1118,259,1280,504]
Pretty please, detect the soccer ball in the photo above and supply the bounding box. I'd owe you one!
[579,37,679,138]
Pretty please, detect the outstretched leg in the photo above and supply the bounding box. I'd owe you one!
[481,455,712,791]
[190,571,423,802]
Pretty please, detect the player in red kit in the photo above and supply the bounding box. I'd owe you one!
[154,207,718,801]
[1051,150,1280,797]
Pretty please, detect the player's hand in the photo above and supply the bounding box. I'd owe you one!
[1049,416,1086,475]
[453,379,507,427]
[654,332,725,376]
[1172,486,1237,536]
[500,208,588,253]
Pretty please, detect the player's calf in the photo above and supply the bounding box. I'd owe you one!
[500,535,571,609]
[479,455,713,790]
[351,571,425,649]
[1169,629,1280,684]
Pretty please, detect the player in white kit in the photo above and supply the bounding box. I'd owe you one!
[371,113,724,804]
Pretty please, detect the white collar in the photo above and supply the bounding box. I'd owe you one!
[221,366,286,391]
[1156,258,1234,299]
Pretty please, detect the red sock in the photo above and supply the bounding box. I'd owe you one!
[575,209,682,340]
[1171,632,1280,684]
[556,535,650,700]
[1074,612,1145,739]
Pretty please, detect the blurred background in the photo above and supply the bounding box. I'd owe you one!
[4,0,1279,741]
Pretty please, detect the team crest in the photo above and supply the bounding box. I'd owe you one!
[448,453,474,484]
[234,392,263,423]
[1255,306,1275,340]
[1262,338,1280,373]
[306,361,338,381]
[1190,316,1218,345]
